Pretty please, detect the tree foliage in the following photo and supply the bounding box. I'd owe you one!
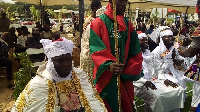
[29,5,40,21]
[13,52,36,100]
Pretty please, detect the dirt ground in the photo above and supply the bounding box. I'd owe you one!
[0,52,19,112]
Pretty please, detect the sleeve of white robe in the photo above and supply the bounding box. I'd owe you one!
[73,67,107,112]
[12,75,51,112]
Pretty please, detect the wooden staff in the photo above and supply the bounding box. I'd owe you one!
[112,0,121,111]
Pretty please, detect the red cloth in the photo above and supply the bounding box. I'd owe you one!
[168,9,181,13]
[104,3,126,31]
[196,5,199,13]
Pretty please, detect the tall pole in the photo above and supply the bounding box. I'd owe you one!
[112,0,121,111]
[79,0,84,51]
[40,0,43,25]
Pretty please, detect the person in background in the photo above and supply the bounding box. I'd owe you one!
[41,23,52,39]
[141,23,147,33]
[133,32,185,112]
[0,37,13,90]
[151,26,186,112]
[146,24,154,35]
[80,0,102,81]
[35,22,42,32]
[2,27,17,48]
[72,12,78,31]
[0,9,10,33]
[16,27,22,36]
[26,28,45,70]
[43,10,50,26]
[16,26,29,48]
[179,25,200,112]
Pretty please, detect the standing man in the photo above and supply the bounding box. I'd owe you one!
[89,0,143,111]
[80,0,102,81]
[0,9,10,32]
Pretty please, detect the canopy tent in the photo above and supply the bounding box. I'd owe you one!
[129,1,196,14]
[147,0,196,7]
[10,0,81,5]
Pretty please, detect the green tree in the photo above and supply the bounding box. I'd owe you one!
[30,5,40,21]
[13,52,36,100]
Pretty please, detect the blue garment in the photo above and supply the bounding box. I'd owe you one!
[146,29,154,34]
[197,103,200,112]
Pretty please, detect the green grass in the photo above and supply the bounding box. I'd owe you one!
[181,83,193,112]
[135,83,193,112]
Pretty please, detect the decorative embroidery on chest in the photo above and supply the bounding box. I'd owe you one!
[110,27,122,39]
[56,81,81,111]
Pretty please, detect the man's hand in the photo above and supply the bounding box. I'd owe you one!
[109,63,124,75]
[144,81,157,90]
[174,59,184,66]
[164,79,178,88]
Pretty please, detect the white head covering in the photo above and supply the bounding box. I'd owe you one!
[40,37,74,59]
[159,29,174,53]
[40,37,74,82]
[149,26,171,44]
[138,33,147,39]
[160,29,173,38]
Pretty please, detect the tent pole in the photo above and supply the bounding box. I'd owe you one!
[40,0,42,25]
[79,0,84,51]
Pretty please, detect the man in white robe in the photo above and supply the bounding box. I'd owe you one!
[133,31,185,112]
[151,26,189,89]
[80,4,105,81]
[12,37,107,112]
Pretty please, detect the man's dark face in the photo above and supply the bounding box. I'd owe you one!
[51,53,72,78]
[162,35,175,48]
[116,0,128,15]
[139,37,148,49]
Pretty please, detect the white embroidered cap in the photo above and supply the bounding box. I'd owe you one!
[40,37,74,58]
[138,33,147,39]
[160,29,173,38]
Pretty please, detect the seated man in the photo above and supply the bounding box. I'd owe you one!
[16,26,31,53]
[41,23,52,39]
[152,26,187,89]
[133,32,185,112]
[12,37,107,112]
[0,38,13,89]
[26,28,45,68]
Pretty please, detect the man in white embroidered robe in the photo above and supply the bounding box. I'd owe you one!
[133,32,185,112]
[12,37,107,112]
[80,4,105,80]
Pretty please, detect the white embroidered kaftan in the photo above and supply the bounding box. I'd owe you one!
[12,63,107,112]
[133,49,185,112]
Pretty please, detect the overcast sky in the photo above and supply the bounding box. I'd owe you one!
[2,0,16,3]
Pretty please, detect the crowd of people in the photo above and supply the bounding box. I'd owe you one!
[0,0,200,112]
